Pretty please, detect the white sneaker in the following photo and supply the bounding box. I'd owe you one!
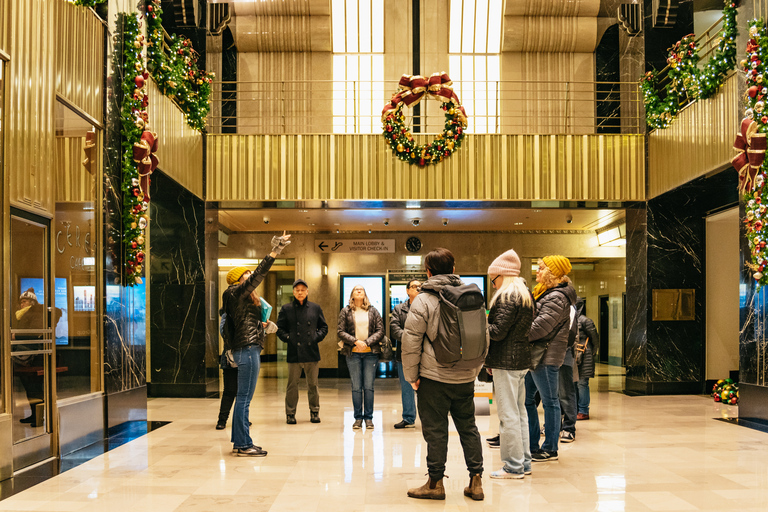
[490,469,524,479]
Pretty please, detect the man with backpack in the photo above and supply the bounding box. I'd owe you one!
[402,248,489,501]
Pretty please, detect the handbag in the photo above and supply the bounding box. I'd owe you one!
[575,337,588,366]
[379,336,394,362]
[529,341,549,370]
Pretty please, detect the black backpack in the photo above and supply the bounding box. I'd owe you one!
[425,283,488,368]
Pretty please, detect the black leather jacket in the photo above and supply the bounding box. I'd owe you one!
[485,292,534,371]
[389,299,412,362]
[222,255,275,350]
[337,305,384,356]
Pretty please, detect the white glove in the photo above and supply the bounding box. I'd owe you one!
[271,235,291,255]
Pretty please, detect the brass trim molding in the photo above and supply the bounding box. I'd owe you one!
[207,133,645,202]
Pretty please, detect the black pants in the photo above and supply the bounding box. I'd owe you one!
[559,363,577,434]
[217,367,239,424]
[417,377,483,481]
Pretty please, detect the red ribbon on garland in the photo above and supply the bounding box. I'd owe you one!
[132,130,159,201]
[382,72,467,125]
[733,118,766,193]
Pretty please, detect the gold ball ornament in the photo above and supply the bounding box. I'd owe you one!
[131,222,137,229]
[137,236,145,245]
[397,144,404,152]
[447,130,453,138]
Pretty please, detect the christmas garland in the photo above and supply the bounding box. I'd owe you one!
[120,15,151,286]
[641,0,738,129]
[70,0,106,6]
[146,0,214,131]
[738,20,768,287]
[381,73,467,167]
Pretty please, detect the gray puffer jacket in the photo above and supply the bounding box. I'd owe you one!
[485,291,534,371]
[528,282,577,367]
[401,274,488,385]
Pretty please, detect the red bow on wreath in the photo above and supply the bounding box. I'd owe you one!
[733,118,766,193]
[132,130,159,200]
[381,72,467,125]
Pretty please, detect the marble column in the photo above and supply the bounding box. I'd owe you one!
[147,170,209,397]
[103,13,147,428]
[626,169,738,394]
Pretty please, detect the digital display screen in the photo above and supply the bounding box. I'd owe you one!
[73,285,96,312]
[340,275,386,316]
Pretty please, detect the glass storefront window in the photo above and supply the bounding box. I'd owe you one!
[54,102,101,400]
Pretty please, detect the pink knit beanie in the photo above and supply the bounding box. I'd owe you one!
[488,249,521,277]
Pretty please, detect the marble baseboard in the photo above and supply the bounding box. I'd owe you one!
[625,377,703,395]
[147,382,208,398]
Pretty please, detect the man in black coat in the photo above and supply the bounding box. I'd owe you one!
[277,279,328,424]
[389,279,421,429]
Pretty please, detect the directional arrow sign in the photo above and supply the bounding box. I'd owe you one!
[318,241,329,251]
[314,239,395,253]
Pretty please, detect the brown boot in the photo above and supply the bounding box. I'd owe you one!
[463,474,484,501]
[407,477,445,500]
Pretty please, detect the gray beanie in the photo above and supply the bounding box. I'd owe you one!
[19,288,38,303]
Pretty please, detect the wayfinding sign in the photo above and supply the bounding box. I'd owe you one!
[315,239,395,253]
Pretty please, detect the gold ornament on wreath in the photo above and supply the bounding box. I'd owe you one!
[381,73,468,167]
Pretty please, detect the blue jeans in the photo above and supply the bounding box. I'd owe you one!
[559,364,577,433]
[525,364,560,453]
[576,377,590,415]
[346,352,379,420]
[231,345,262,449]
[397,361,416,424]
[494,369,531,475]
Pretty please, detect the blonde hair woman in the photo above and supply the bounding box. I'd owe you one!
[337,285,384,429]
[485,249,535,479]
[524,255,577,462]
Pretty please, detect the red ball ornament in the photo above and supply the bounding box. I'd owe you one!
[386,125,393,132]
[136,251,145,263]
[762,116,768,124]
[132,241,138,249]
[135,76,145,88]
[419,158,426,166]
[457,127,463,135]
[147,5,153,11]
[444,150,450,157]
[132,188,140,196]
[750,85,759,97]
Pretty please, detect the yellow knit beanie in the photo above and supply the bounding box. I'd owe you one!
[542,255,572,278]
[226,267,248,285]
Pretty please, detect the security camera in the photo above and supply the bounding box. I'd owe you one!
[442,218,448,226]
[383,218,390,226]
[412,219,420,227]
[263,215,270,224]
[565,214,573,224]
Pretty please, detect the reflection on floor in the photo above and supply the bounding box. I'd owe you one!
[0,421,168,501]
[1,363,765,511]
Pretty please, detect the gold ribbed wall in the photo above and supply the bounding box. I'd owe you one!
[146,80,204,199]
[56,137,93,203]
[3,0,56,215]
[207,134,645,201]
[55,0,104,123]
[648,73,740,199]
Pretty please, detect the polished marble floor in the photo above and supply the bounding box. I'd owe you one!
[1,364,766,511]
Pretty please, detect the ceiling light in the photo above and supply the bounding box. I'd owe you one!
[219,258,260,267]
[596,224,626,247]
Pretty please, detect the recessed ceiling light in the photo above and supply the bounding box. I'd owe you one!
[308,223,316,226]
[514,222,523,225]
[334,223,340,226]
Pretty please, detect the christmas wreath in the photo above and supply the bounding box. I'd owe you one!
[736,19,768,287]
[381,73,467,167]
[146,0,214,131]
[119,14,154,286]
[641,0,738,129]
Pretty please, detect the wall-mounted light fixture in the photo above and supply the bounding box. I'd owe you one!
[596,223,626,247]
[405,255,422,266]
[323,265,328,276]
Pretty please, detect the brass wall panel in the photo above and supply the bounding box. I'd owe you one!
[55,0,103,123]
[146,79,204,199]
[4,0,56,215]
[0,0,9,56]
[648,73,740,199]
[56,137,92,203]
[207,134,645,202]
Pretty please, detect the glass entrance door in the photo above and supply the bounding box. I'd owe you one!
[10,214,55,470]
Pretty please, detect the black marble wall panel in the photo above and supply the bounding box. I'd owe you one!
[103,15,147,423]
[147,170,208,397]
[626,169,738,394]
